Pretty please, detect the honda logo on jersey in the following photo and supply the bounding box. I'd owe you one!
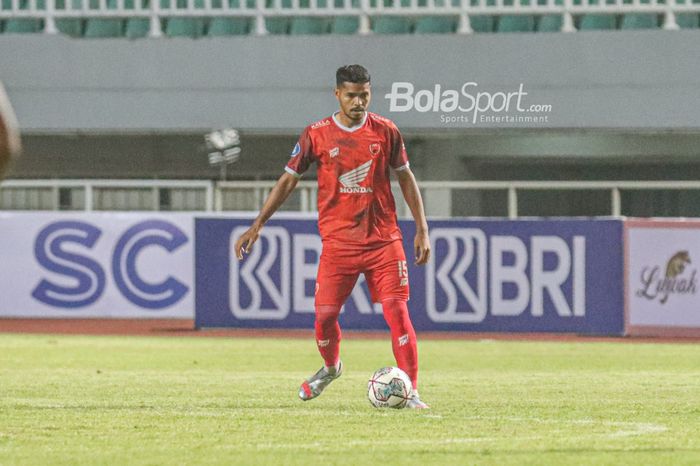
[338,160,373,194]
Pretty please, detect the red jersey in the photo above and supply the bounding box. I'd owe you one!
[285,112,410,250]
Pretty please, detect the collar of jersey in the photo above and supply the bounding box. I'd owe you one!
[332,111,367,133]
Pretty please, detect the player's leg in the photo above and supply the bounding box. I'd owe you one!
[381,298,418,389]
[299,248,359,401]
[366,241,429,409]
[315,303,342,371]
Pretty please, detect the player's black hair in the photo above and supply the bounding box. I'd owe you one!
[336,65,371,87]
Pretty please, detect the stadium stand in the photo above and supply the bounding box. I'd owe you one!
[2,0,699,36]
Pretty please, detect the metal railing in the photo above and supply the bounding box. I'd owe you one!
[0,0,698,35]
[4,178,700,217]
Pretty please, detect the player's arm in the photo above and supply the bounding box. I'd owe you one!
[234,172,299,260]
[395,167,430,265]
[0,82,21,178]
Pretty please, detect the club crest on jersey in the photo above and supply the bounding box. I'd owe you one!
[330,147,340,158]
[369,143,381,156]
[338,160,373,194]
[290,143,301,158]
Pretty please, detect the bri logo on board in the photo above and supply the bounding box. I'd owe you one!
[427,229,586,323]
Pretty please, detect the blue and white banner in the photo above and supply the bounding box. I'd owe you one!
[196,218,624,334]
[0,212,194,318]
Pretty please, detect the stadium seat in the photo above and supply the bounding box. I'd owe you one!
[1,0,44,33]
[165,17,206,37]
[414,16,455,33]
[84,19,124,37]
[207,17,249,35]
[469,15,494,32]
[579,14,616,30]
[3,18,43,33]
[620,13,658,29]
[123,0,148,7]
[372,16,411,33]
[497,14,535,32]
[265,17,289,33]
[125,18,150,37]
[537,15,562,32]
[52,0,84,36]
[535,0,563,31]
[265,0,291,34]
[676,13,699,28]
[83,0,123,37]
[56,19,84,36]
[290,17,327,34]
[330,15,358,34]
[468,0,495,32]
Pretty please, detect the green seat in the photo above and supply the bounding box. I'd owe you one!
[84,19,123,37]
[414,15,455,33]
[620,13,657,29]
[331,15,358,34]
[579,14,616,30]
[469,15,494,32]
[165,17,205,37]
[84,0,123,36]
[497,14,535,32]
[207,17,249,35]
[469,0,495,32]
[375,0,410,5]
[2,0,43,33]
[56,19,84,36]
[372,16,411,33]
[124,0,149,7]
[537,14,561,31]
[676,13,699,28]
[125,18,150,37]
[265,0,291,34]
[3,18,43,33]
[290,17,327,34]
[333,0,360,6]
[265,17,289,33]
[52,0,84,36]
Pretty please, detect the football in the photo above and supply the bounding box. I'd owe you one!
[367,366,413,409]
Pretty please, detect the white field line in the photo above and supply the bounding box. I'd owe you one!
[249,415,668,450]
[460,415,669,439]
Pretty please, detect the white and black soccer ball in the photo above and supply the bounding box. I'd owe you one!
[367,366,413,409]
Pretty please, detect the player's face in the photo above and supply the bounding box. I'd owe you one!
[335,82,371,124]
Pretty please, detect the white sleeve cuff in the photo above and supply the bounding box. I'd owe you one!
[392,162,410,172]
[285,166,301,178]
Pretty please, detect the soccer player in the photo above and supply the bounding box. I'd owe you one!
[234,65,431,409]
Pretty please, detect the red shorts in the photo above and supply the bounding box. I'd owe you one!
[315,240,410,306]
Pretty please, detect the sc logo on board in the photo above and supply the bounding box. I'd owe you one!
[32,220,189,309]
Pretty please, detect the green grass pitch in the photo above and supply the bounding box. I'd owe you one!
[1,333,699,465]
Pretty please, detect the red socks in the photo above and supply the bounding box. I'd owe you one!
[314,299,418,389]
[382,299,419,390]
[314,304,342,367]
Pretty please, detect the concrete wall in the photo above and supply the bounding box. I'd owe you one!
[2,31,700,132]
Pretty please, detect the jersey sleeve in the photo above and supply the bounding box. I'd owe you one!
[389,126,410,171]
[285,127,316,177]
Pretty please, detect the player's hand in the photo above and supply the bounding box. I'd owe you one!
[414,230,430,266]
[234,225,261,260]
